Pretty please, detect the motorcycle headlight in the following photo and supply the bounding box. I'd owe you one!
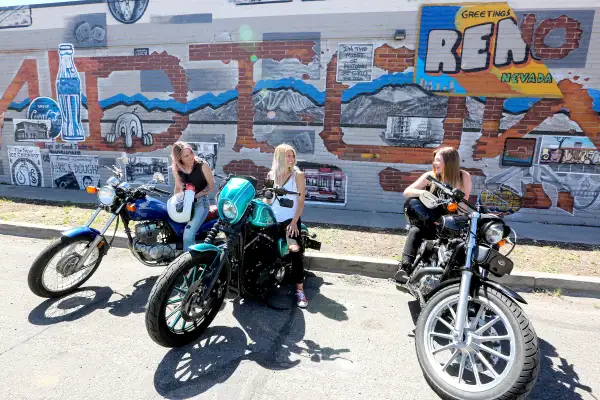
[483,222,505,244]
[98,186,116,206]
[221,200,238,220]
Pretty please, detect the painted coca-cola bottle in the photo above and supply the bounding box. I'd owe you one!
[56,43,85,141]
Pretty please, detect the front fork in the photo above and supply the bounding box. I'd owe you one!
[452,210,480,342]
[74,204,124,270]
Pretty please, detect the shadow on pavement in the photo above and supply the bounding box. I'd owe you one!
[530,338,597,400]
[28,276,158,325]
[153,274,351,399]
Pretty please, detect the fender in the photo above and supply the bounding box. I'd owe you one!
[188,242,227,301]
[424,275,527,305]
[61,226,109,255]
[62,226,102,240]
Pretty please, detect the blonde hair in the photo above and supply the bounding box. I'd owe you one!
[171,141,199,178]
[270,144,298,186]
[431,146,463,192]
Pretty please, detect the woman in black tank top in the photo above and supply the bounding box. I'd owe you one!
[171,141,215,251]
[394,147,473,283]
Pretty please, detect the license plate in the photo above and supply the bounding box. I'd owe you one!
[305,238,321,251]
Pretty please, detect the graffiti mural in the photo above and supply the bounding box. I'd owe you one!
[0,2,599,224]
[56,44,86,142]
[108,0,149,24]
[27,97,63,140]
[67,14,107,48]
[298,162,347,206]
[7,146,43,187]
[0,6,32,29]
[50,155,100,190]
[415,3,563,98]
[126,157,169,185]
[106,110,153,148]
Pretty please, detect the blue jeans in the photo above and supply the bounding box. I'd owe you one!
[183,195,210,251]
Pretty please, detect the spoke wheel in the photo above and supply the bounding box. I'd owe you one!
[415,284,540,400]
[145,251,228,348]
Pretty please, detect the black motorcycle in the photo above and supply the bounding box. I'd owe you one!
[395,175,539,400]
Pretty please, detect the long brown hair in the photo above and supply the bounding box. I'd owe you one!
[171,141,199,178]
[431,147,463,191]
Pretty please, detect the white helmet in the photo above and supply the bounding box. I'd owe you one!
[167,189,195,223]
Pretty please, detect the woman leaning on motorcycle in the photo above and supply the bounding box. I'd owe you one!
[264,144,309,308]
[395,146,472,282]
[171,141,215,250]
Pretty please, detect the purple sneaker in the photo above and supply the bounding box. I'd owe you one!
[296,290,308,308]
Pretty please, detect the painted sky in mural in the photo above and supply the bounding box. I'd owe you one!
[415,2,563,98]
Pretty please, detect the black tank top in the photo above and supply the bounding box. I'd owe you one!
[178,160,207,193]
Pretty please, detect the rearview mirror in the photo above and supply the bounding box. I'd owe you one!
[278,198,294,208]
[264,179,274,188]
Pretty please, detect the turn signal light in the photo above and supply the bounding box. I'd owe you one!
[498,239,507,247]
[447,202,458,213]
[126,203,137,212]
[86,186,98,194]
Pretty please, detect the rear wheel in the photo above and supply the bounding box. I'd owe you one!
[27,235,104,298]
[145,252,228,348]
[415,285,539,400]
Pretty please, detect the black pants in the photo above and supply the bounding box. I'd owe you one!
[402,225,436,267]
[279,218,305,285]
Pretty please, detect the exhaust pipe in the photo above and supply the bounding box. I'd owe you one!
[409,267,444,284]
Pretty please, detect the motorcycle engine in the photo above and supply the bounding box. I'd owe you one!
[133,222,176,262]
[414,241,453,296]
[242,232,282,296]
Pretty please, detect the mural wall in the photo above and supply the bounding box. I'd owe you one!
[0,0,599,225]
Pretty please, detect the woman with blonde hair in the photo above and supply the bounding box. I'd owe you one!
[171,141,215,250]
[395,146,472,282]
[265,144,308,308]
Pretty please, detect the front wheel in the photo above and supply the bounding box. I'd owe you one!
[145,252,229,348]
[27,235,105,298]
[415,285,539,400]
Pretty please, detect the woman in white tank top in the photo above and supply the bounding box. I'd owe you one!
[265,144,308,308]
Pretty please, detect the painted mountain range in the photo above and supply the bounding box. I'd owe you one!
[465,97,584,133]
[341,85,448,127]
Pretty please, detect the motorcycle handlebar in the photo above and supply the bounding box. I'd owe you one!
[425,175,477,211]
[151,187,172,196]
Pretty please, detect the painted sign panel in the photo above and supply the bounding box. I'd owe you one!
[336,44,374,82]
[501,138,536,167]
[7,145,44,187]
[415,2,562,98]
[298,161,347,206]
[50,155,100,190]
[27,97,63,139]
[539,136,600,174]
[0,6,32,29]
[126,157,170,185]
[13,119,52,142]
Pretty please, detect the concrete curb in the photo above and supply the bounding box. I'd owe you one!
[2,219,600,295]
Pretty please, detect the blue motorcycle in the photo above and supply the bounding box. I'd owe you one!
[27,159,219,298]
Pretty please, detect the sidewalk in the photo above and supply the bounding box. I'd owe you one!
[2,184,600,245]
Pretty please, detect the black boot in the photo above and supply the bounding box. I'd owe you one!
[393,260,412,284]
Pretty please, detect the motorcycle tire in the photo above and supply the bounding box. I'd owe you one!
[145,251,229,348]
[27,236,105,298]
[415,284,539,400]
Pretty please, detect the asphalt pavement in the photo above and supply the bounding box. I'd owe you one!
[0,234,599,400]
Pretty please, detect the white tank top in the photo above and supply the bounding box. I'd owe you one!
[270,170,299,223]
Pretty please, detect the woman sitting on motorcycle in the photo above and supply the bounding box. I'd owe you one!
[264,144,308,308]
[394,146,472,282]
[171,141,215,250]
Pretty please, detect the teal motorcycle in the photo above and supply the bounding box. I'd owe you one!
[144,174,322,347]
